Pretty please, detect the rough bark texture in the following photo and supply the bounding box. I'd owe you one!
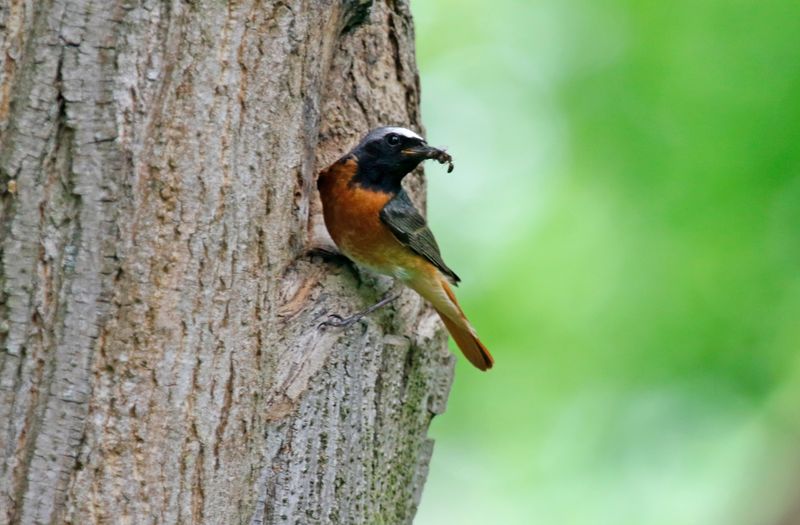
[0,1,455,523]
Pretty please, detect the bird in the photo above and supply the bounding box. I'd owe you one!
[317,126,494,371]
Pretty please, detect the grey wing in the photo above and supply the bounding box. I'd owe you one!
[379,190,461,284]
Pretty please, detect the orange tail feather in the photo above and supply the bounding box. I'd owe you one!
[408,272,494,371]
[436,310,494,371]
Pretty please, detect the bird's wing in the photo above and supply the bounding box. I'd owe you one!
[380,190,461,284]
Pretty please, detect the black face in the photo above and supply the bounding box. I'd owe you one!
[350,128,431,193]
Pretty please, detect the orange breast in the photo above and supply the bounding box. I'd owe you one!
[318,158,427,278]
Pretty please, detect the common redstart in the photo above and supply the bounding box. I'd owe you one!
[318,127,493,371]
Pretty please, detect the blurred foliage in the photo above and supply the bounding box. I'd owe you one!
[410,0,800,523]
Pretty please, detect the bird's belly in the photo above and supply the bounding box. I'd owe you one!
[326,205,426,281]
[337,227,422,280]
[319,169,428,281]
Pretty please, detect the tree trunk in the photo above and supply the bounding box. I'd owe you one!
[0,1,454,523]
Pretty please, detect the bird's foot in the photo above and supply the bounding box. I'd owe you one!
[318,291,402,329]
[318,313,362,329]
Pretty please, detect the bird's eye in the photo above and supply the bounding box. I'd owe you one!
[386,133,401,146]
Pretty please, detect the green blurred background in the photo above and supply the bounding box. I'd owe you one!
[410,1,800,523]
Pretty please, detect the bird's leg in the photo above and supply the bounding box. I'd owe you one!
[319,290,403,329]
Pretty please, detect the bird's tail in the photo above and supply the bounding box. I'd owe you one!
[410,272,494,371]
[436,310,494,371]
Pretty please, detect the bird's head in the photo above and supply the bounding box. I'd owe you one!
[350,126,453,192]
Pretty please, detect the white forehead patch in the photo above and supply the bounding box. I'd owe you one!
[383,127,423,141]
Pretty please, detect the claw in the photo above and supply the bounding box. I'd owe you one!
[319,313,360,329]
[316,291,402,330]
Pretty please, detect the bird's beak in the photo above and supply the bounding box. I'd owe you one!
[401,143,455,173]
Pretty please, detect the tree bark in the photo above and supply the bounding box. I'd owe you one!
[0,1,454,523]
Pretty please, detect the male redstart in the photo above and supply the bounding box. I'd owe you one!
[317,127,493,371]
